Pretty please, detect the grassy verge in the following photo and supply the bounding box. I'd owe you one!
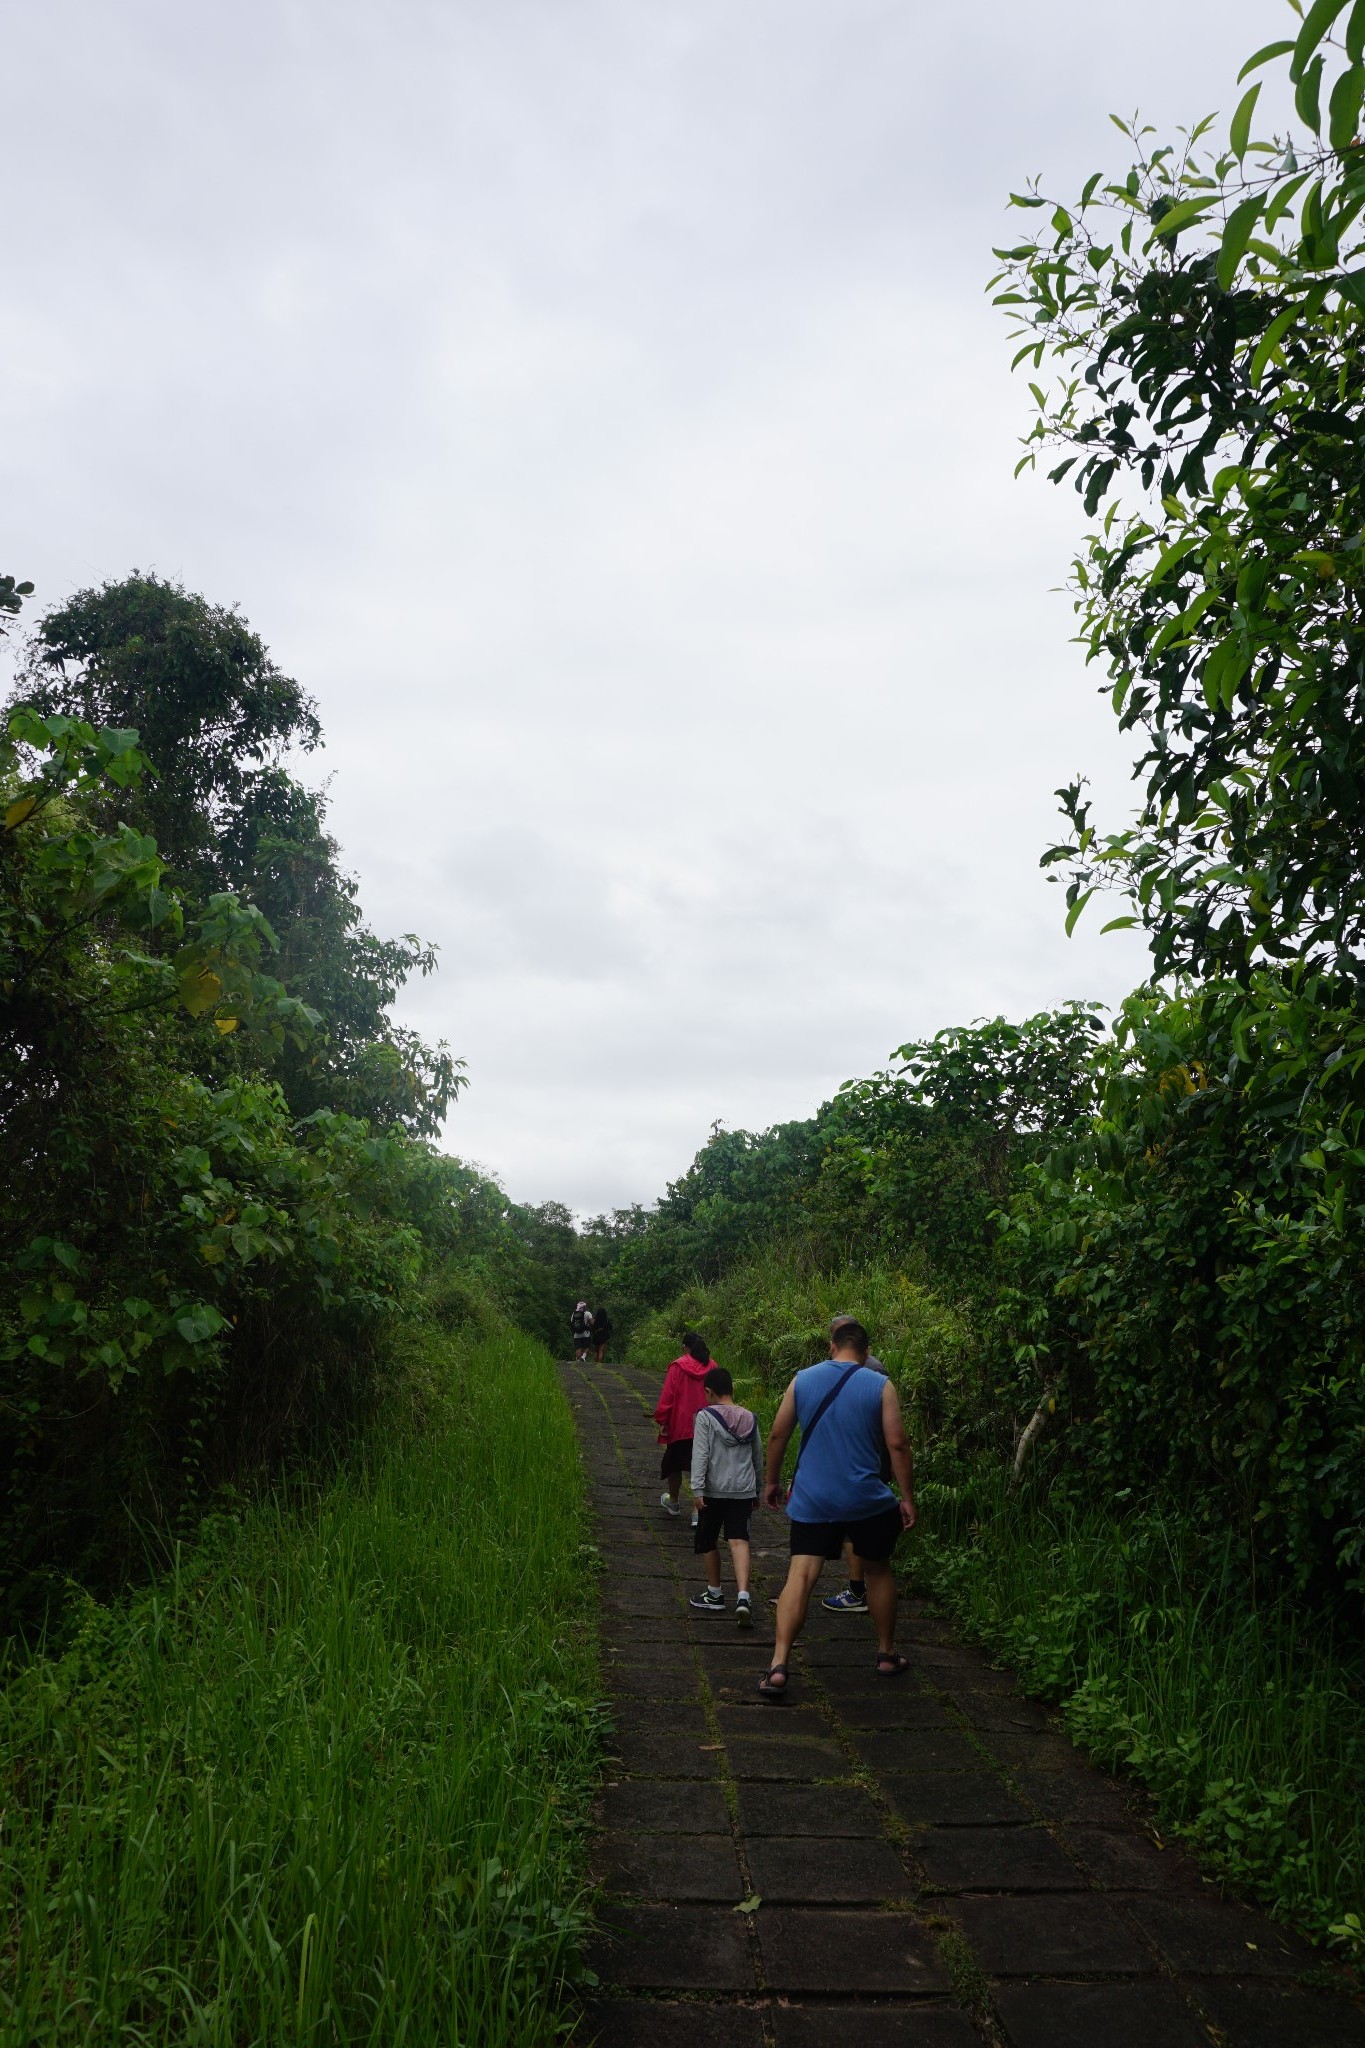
[0,1316,602,2046]
[912,1468,1365,1956]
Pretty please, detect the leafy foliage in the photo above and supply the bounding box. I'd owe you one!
[995,8,1365,986]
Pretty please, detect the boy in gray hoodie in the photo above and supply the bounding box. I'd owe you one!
[688,1367,763,1627]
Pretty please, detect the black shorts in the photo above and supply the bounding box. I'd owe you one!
[788,1504,903,1563]
[695,1498,754,1550]
[660,1438,693,1479]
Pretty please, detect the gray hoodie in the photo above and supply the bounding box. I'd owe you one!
[690,1402,763,1501]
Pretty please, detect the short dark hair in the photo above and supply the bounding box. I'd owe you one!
[703,1365,733,1396]
[831,1319,869,1356]
[683,1330,711,1365]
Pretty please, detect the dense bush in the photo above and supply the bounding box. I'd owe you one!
[0,579,555,1614]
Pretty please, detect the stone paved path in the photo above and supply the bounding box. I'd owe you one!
[564,1360,1365,2048]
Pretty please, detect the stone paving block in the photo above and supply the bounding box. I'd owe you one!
[913,1824,1080,1892]
[771,2009,984,2047]
[1010,1768,1136,1825]
[724,1735,850,1781]
[814,1661,930,1696]
[602,1670,701,1702]
[953,1698,1052,1733]
[610,1699,717,1735]
[852,1728,983,1774]
[1124,1892,1309,1975]
[736,1782,886,1837]
[1185,1977,1365,2045]
[838,1696,957,1731]
[993,1981,1209,2047]
[599,1779,731,1833]
[591,1833,743,1903]
[885,1772,1030,1827]
[715,1704,831,1739]
[757,1908,951,1993]
[938,1668,1020,1695]
[607,1728,723,1779]
[575,2000,766,2048]
[585,1904,755,1990]
[951,1894,1154,1976]
[1057,1824,1202,1892]
[745,1833,913,1903]
[979,1731,1081,1772]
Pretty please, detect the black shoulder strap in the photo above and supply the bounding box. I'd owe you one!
[791,1363,864,1479]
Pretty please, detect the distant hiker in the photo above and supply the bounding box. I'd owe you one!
[689,1366,762,1628]
[757,1319,916,1701]
[571,1300,594,1362]
[591,1303,612,1363]
[822,1312,889,1617]
[654,1331,713,1522]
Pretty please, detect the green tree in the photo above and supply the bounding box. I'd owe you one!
[995,1,1365,987]
[11,575,461,1136]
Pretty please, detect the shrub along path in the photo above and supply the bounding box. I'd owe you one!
[565,1360,1365,2048]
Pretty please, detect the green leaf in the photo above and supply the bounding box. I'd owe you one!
[1290,0,1350,81]
[1349,0,1365,62]
[1100,915,1140,933]
[1338,267,1365,306]
[1218,195,1267,289]
[1296,53,1325,132]
[1149,193,1222,240]
[1328,61,1365,149]
[1238,38,1296,82]
[1248,302,1303,384]
[1230,81,1262,159]
[734,1894,762,1914]
[1065,889,1095,938]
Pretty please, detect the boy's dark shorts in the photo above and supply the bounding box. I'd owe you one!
[694,1498,754,1551]
[788,1504,903,1563]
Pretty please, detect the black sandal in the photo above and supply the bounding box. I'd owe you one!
[876,1651,911,1678]
[758,1662,790,1701]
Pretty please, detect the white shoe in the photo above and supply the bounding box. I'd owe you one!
[735,1594,753,1630]
[660,1492,680,1517]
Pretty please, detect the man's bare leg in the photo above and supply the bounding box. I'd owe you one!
[667,1471,682,1505]
[701,1547,722,1590]
[728,1537,751,1597]
[863,1558,898,1656]
[768,1554,825,1687]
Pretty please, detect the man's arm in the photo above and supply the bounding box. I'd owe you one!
[763,1382,799,1509]
[881,1379,916,1528]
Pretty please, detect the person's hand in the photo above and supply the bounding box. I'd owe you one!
[694,1494,705,1509]
[764,1480,783,1511]
[900,1497,917,1530]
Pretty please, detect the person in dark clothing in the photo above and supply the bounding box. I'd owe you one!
[591,1304,612,1362]
[570,1300,593,1361]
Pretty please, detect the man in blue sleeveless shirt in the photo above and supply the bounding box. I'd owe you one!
[757,1320,916,1700]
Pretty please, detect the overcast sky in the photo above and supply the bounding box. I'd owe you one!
[4,0,1286,1212]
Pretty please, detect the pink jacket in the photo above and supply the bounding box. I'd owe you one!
[654,1354,713,1445]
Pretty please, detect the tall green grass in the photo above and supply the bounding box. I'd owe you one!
[0,1320,601,2046]
[914,1469,1365,1952]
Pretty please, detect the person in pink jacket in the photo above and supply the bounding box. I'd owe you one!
[654,1332,714,1522]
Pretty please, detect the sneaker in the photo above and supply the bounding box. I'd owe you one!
[690,1510,699,1528]
[660,1492,680,1517]
[822,1587,869,1613]
[735,1593,754,1630]
[689,1589,725,1613]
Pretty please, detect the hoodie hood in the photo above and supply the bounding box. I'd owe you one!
[672,1353,712,1379]
[707,1402,756,1442]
